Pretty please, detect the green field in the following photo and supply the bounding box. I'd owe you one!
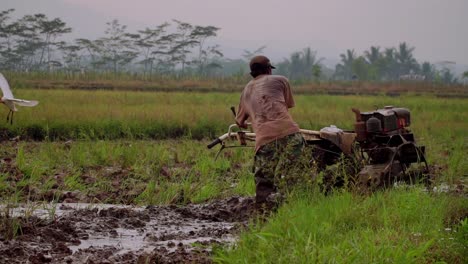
[4,89,467,179]
[0,88,466,263]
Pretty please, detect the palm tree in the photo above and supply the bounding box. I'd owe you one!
[335,49,356,80]
[461,71,468,85]
[275,47,322,81]
[396,42,418,76]
[421,62,435,81]
[364,46,382,80]
[364,46,381,65]
[381,48,398,80]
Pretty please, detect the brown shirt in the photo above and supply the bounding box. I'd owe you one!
[236,74,300,152]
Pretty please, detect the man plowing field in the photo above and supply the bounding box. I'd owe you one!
[235,55,306,205]
[208,56,429,202]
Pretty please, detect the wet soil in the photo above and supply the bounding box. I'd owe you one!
[0,196,263,264]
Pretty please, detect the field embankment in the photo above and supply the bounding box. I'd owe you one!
[5,71,468,97]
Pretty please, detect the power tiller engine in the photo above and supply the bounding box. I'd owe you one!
[351,106,428,189]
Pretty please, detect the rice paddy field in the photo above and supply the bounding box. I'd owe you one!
[0,83,466,263]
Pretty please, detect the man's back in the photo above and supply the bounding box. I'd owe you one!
[236,74,300,151]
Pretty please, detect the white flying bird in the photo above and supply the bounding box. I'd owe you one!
[0,73,39,124]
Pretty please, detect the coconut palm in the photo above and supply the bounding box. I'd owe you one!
[335,49,356,80]
[396,42,419,76]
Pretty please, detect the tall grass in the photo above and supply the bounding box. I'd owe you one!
[214,189,467,263]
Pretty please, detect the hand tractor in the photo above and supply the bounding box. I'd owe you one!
[207,106,429,191]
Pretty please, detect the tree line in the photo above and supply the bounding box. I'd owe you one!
[0,9,465,84]
[0,9,222,76]
[332,44,459,84]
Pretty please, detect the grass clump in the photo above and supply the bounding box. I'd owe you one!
[215,188,467,264]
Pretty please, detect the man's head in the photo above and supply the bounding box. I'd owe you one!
[249,55,275,78]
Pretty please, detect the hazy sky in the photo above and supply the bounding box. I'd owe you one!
[3,0,468,66]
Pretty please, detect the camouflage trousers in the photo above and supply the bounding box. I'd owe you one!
[254,132,306,203]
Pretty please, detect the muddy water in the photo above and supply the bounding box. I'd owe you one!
[0,196,260,263]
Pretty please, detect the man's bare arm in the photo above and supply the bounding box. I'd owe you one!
[235,97,249,128]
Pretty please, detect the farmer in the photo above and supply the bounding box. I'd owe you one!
[235,55,305,205]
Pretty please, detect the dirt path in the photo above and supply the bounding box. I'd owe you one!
[0,196,263,263]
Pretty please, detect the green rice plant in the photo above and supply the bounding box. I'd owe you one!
[0,173,10,196]
[191,181,222,203]
[6,140,252,205]
[15,145,26,170]
[444,138,466,184]
[0,203,22,240]
[231,169,256,196]
[0,189,40,240]
[43,198,59,223]
[135,180,157,205]
[69,143,90,169]
[64,172,85,191]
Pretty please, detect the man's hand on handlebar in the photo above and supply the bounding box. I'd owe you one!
[237,131,247,146]
[236,121,248,129]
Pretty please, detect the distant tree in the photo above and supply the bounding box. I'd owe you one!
[218,58,248,77]
[0,9,16,51]
[0,9,21,70]
[95,20,138,73]
[351,56,370,80]
[5,15,44,71]
[132,22,171,75]
[381,47,398,80]
[75,38,101,70]
[312,64,322,82]
[335,49,356,80]
[0,9,14,30]
[39,16,71,69]
[462,71,468,85]
[420,61,435,81]
[364,46,381,65]
[170,20,198,73]
[0,9,46,71]
[289,52,302,80]
[276,47,322,81]
[302,47,320,75]
[20,13,71,71]
[364,46,383,80]
[396,42,418,76]
[190,25,223,75]
[439,68,457,85]
[58,42,82,72]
